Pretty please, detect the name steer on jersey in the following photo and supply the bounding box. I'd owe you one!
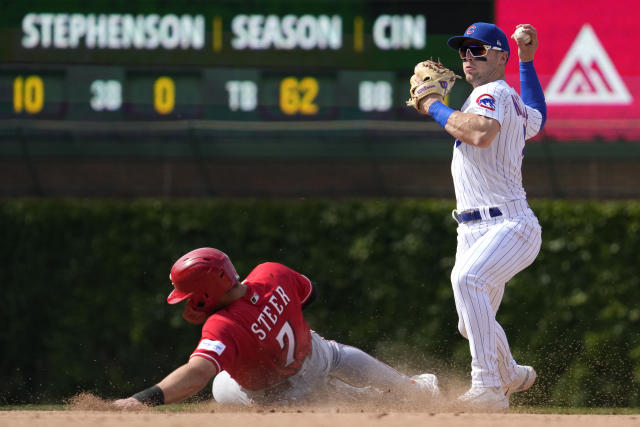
[112,247,441,409]
[250,286,291,341]
[414,23,547,411]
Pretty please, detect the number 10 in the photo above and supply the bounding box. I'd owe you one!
[14,76,44,114]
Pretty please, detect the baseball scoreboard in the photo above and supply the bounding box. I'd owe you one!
[0,1,491,125]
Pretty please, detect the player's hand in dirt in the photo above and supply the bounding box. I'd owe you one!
[113,397,144,410]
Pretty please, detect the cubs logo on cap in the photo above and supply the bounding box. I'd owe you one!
[447,22,510,59]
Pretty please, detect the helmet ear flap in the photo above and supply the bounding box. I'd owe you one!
[187,291,221,313]
[187,293,208,310]
[201,292,215,309]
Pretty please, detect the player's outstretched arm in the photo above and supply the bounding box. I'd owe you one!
[113,356,217,409]
[420,96,500,147]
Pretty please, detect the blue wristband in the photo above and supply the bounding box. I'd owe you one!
[428,101,455,128]
[520,61,547,129]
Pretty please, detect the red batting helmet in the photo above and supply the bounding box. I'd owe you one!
[167,248,240,311]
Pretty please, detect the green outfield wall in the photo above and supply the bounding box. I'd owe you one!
[2,0,640,199]
[1,199,639,406]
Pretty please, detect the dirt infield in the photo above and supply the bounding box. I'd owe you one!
[2,393,638,427]
[1,410,639,427]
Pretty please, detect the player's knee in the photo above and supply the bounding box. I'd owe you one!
[451,269,480,292]
[457,319,468,339]
[314,335,342,370]
[450,267,466,291]
[212,371,252,405]
[450,266,459,285]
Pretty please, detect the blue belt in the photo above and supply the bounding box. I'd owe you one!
[456,207,502,223]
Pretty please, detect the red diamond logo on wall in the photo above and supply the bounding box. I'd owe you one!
[545,24,632,105]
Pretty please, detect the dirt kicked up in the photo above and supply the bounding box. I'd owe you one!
[2,392,639,427]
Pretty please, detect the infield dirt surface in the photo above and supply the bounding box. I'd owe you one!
[2,409,640,427]
[2,391,639,427]
[3,394,640,427]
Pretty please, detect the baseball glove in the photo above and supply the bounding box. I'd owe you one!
[406,59,461,110]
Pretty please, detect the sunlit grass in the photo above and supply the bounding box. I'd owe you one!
[510,406,640,415]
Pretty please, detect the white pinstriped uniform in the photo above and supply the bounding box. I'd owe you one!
[450,79,543,388]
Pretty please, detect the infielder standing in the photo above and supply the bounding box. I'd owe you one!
[113,247,439,408]
[413,23,546,410]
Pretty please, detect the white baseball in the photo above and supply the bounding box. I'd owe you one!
[514,27,531,44]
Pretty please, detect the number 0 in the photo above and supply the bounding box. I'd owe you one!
[154,77,175,115]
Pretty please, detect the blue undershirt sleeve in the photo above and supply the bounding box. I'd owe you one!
[520,61,547,130]
[428,101,455,128]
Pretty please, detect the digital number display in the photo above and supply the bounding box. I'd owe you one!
[0,1,491,123]
[13,76,45,114]
[1,67,466,121]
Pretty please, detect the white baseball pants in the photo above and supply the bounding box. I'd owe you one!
[212,331,416,405]
[451,203,541,388]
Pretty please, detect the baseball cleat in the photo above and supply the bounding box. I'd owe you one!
[410,373,441,399]
[503,365,536,398]
[457,386,509,412]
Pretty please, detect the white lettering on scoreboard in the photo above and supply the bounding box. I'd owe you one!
[20,13,426,52]
[359,81,392,112]
[373,15,426,50]
[21,13,205,50]
[225,81,258,111]
[90,80,122,111]
[231,14,342,50]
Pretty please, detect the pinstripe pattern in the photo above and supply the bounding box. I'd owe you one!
[451,214,541,387]
[449,79,543,389]
[452,80,542,211]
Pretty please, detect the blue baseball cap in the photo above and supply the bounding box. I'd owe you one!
[447,22,510,57]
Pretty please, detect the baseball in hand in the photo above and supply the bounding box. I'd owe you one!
[513,27,531,44]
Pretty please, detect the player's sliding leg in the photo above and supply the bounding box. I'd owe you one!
[322,339,440,399]
[211,331,440,406]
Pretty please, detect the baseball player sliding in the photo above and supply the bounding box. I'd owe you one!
[113,248,440,408]
[407,23,546,411]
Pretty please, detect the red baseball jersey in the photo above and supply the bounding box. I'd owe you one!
[189,262,314,390]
